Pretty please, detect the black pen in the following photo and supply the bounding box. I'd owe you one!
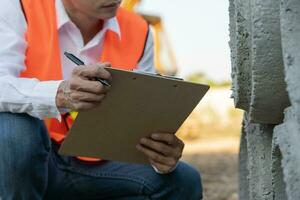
[64,52,111,87]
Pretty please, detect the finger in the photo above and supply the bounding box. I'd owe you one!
[136,144,177,167]
[149,159,173,174]
[98,62,112,68]
[140,138,175,157]
[72,101,100,111]
[70,92,105,102]
[69,78,109,94]
[150,133,180,147]
[72,64,112,80]
[94,63,112,81]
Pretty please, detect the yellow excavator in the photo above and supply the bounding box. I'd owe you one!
[122,0,178,76]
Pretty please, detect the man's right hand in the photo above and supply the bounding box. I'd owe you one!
[56,63,112,111]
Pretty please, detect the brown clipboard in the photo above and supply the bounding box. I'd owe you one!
[59,68,210,164]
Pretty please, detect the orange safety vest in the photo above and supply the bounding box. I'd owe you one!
[20,0,149,157]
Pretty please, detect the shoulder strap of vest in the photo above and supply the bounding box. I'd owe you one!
[137,27,150,63]
[101,8,149,69]
[117,8,150,62]
[19,0,27,22]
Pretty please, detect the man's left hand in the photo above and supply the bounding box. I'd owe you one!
[136,133,185,174]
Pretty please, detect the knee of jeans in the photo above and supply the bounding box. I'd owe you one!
[0,113,50,168]
[171,162,203,199]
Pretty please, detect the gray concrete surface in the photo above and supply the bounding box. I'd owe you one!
[249,0,290,124]
[229,0,239,107]
[229,0,300,199]
[244,114,274,200]
[272,135,288,200]
[230,0,290,124]
[280,0,300,122]
[239,119,250,200]
[274,107,300,200]
[230,0,252,111]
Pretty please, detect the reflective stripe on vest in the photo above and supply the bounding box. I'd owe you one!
[20,0,149,145]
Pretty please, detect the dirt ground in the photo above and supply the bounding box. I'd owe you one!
[182,138,239,200]
[174,87,242,200]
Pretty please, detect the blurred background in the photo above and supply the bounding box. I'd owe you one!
[122,1,243,199]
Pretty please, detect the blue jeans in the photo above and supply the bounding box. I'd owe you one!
[0,113,202,200]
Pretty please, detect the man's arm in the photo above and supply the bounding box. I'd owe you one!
[0,0,63,119]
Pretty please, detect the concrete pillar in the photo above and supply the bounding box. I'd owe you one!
[229,0,240,108]
[280,0,300,122]
[271,136,288,200]
[276,2,300,198]
[229,0,300,199]
[230,0,252,111]
[249,0,290,124]
[244,114,274,200]
[273,107,300,200]
[230,0,290,124]
[239,119,250,200]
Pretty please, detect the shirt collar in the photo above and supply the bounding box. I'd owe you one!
[55,0,121,39]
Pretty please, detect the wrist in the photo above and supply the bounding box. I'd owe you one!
[151,162,179,174]
[56,81,68,109]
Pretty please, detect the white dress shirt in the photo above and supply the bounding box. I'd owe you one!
[0,0,155,120]
[0,0,176,174]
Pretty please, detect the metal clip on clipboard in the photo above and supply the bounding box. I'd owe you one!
[133,71,184,81]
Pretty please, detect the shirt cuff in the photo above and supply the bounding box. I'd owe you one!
[151,162,179,174]
[30,80,63,120]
